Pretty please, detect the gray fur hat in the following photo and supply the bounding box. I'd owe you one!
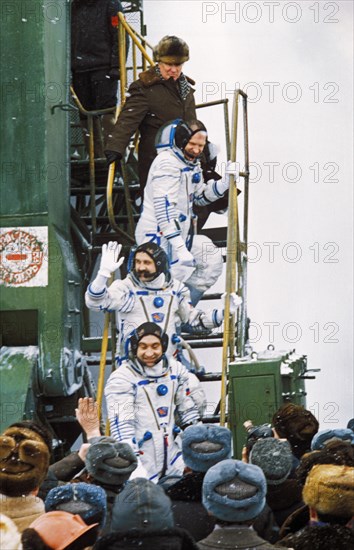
[85,437,137,486]
[202,459,266,522]
[112,478,174,530]
[249,438,293,485]
[153,35,189,64]
[182,424,232,472]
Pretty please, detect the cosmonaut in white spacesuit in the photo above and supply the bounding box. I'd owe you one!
[85,240,241,365]
[104,321,200,481]
[135,118,235,292]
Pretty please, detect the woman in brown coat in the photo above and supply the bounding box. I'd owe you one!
[104,35,196,193]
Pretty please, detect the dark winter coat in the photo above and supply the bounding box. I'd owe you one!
[266,479,304,528]
[277,524,354,549]
[105,66,196,187]
[49,451,85,481]
[278,504,309,539]
[71,0,123,73]
[166,472,215,542]
[93,527,199,549]
[48,451,124,534]
[166,472,279,544]
[197,526,289,550]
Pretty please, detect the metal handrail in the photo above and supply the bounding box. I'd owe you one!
[106,12,154,239]
[220,90,249,427]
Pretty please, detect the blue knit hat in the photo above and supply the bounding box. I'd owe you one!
[45,482,107,529]
[311,429,354,450]
[202,459,266,522]
[111,478,174,531]
[182,424,232,472]
[249,438,293,485]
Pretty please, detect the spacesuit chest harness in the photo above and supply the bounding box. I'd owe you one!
[117,288,182,363]
[127,361,183,478]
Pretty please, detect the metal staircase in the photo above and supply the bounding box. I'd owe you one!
[66,2,252,435]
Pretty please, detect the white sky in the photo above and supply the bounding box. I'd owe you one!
[143,0,354,427]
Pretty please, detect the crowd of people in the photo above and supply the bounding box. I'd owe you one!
[0,400,353,549]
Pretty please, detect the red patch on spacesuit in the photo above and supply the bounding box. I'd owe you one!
[111,15,119,27]
[186,388,191,396]
[151,312,165,323]
[157,407,168,417]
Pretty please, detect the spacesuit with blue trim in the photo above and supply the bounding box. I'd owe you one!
[135,119,229,286]
[85,241,224,364]
[104,322,200,481]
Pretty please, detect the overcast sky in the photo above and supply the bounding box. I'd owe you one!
[143,0,353,427]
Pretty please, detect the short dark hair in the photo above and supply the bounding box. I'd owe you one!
[296,440,354,487]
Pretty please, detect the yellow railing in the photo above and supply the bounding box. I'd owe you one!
[220,90,249,426]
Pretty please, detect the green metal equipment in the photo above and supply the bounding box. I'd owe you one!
[228,348,311,458]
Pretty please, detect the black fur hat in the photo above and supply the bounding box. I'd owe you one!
[153,35,189,64]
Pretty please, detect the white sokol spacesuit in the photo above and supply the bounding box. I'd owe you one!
[105,322,200,482]
[135,119,229,286]
[85,242,224,364]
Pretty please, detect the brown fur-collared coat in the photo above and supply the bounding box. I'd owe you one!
[105,66,196,189]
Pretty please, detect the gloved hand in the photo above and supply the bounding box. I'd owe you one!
[108,67,120,80]
[222,292,242,315]
[104,149,122,168]
[216,161,240,195]
[230,292,242,313]
[170,235,195,267]
[98,241,124,278]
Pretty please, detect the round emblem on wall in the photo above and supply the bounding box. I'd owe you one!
[0,229,44,285]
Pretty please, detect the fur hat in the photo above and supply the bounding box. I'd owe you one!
[303,464,354,518]
[202,459,266,522]
[27,511,98,550]
[45,482,107,529]
[249,438,293,485]
[85,437,137,486]
[272,404,319,455]
[0,513,22,550]
[111,478,174,531]
[311,429,354,451]
[8,421,52,452]
[182,424,232,472]
[0,425,50,497]
[153,35,189,64]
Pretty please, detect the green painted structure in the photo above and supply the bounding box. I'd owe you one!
[0,1,85,450]
[228,349,308,458]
